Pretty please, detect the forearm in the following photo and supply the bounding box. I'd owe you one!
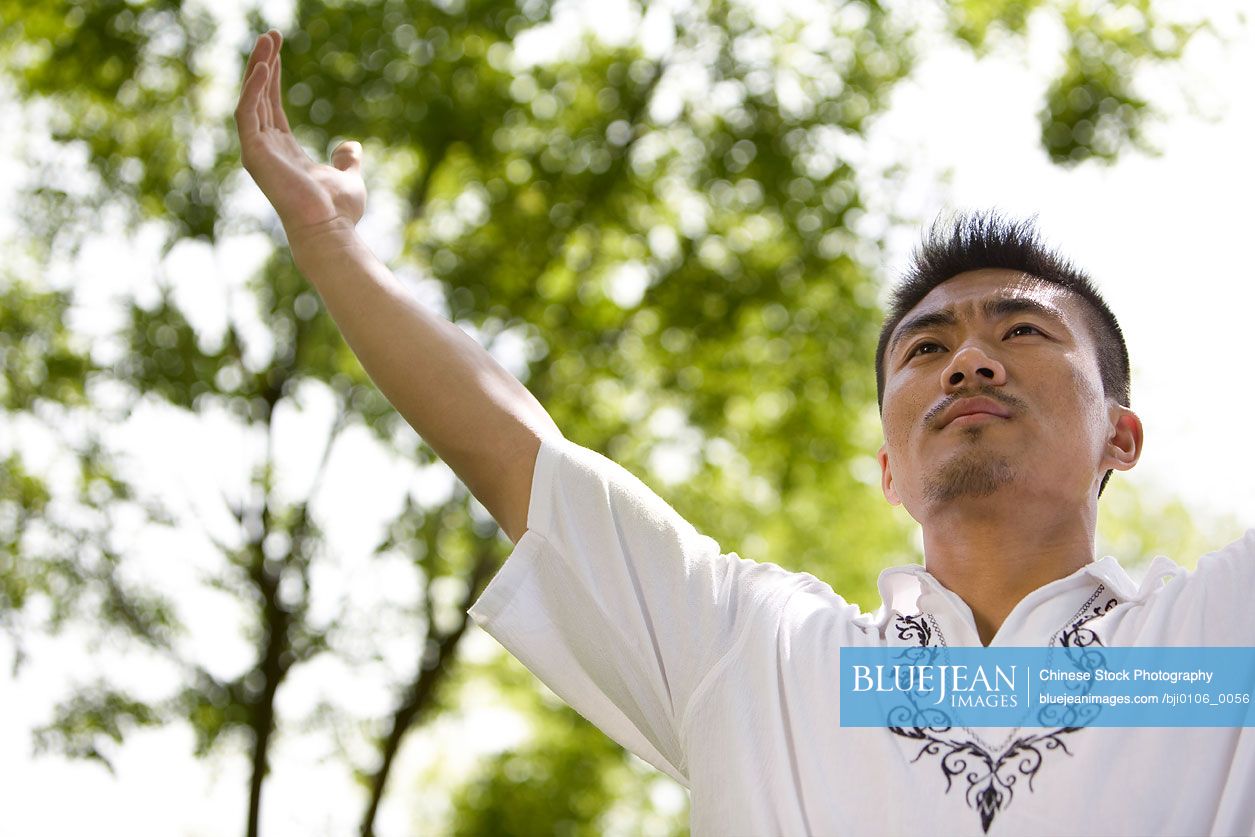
[289,221,561,540]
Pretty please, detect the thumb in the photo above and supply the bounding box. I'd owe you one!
[331,140,363,174]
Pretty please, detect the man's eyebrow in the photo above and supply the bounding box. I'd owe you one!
[889,295,1069,357]
[889,308,958,357]
[981,296,1067,326]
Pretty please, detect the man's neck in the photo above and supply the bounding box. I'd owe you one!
[920,498,1097,646]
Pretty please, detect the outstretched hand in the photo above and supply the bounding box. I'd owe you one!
[235,31,367,245]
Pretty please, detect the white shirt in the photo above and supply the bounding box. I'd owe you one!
[468,435,1255,836]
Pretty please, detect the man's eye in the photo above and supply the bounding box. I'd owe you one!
[1007,324,1042,338]
[909,342,944,358]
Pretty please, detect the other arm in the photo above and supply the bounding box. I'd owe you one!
[234,31,560,543]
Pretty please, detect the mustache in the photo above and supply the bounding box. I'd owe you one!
[924,388,1027,429]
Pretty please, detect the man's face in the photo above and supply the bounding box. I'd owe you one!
[877,269,1140,519]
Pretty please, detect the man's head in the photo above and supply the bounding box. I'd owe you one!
[874,211,1141,519]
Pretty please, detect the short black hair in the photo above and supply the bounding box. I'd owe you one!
[875,210,1131,495]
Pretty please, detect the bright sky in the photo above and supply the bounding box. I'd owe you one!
[1,2,1252,835]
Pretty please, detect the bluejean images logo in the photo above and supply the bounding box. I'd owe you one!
[851,660,1019,707]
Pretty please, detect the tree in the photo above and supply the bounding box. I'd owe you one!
[0,0,1210,833]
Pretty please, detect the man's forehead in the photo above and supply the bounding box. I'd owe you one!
[915,269,1068,310]
[894,270,1076,334]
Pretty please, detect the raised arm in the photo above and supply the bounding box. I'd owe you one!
[234,30,561,544]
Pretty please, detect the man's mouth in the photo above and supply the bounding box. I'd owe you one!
[947,412,1005,427]
[936,396,1014,429]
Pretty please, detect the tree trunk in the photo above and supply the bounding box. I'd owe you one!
[358,548,496,837]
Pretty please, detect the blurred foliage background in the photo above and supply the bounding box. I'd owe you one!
[0,0,1243,834]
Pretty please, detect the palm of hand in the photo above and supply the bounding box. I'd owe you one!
[235,31,366,240]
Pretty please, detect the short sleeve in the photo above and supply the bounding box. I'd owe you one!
[467,435,800,784]
[1165,528,1255,644]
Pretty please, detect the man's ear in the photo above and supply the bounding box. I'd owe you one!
[1102,405,1143,472]
[877,444,901,506]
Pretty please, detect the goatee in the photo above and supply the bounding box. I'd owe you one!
[923,447,1015,504]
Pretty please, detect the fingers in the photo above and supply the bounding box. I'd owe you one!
[241,32,271,88]
[265,31,292,133]
[256,62,273,130]
[237,32,280,134]
[236,60,269,135]
[236,31,291,133]
[331,141,363,174]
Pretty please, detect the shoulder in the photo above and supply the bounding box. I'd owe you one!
[1155,528,1255,597]
[1108,529,1255,644]
[765,568,885,643]
[1191,528,1255,578]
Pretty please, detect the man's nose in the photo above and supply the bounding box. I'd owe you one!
[941,344,1007,392]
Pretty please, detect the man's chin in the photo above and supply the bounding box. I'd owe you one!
[921,452,1015,504]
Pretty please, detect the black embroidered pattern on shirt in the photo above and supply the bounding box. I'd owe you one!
[894,613,933,646]
[1059,596,1118,647]
[886,588,1114,833]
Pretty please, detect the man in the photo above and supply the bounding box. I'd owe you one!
[237,30,1253,835]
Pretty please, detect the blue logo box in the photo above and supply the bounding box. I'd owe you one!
[839,646,1255,727]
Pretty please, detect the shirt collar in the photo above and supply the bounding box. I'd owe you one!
[874,553,1179,617]
[1088,553,1185,601]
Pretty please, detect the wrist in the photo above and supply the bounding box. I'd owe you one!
[287,216,365,271]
